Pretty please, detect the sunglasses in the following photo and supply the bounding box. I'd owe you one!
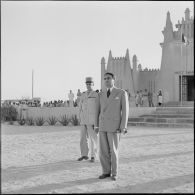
[86,82,93,85]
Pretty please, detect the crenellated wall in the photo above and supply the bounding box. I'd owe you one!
[102,49,135,97]
[135,69,160,93]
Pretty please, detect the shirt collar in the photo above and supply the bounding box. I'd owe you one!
[87,89,93,95]
[107,86,114,92]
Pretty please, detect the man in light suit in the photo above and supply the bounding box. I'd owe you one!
[94,72,129,181]
[78,77,99,162]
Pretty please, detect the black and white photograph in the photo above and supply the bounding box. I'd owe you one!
[1,0,194,193]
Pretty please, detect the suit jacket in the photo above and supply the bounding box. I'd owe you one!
[95,87,129,132]
[79,90,98,125]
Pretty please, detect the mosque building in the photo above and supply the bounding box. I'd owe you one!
[100,8,194,104]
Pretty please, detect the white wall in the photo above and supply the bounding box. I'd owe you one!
[22,107,79,120]
[20,106,156,120]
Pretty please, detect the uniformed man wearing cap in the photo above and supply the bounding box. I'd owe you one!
[77,77,99,162]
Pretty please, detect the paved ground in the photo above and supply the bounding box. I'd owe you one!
[1,124,194,193]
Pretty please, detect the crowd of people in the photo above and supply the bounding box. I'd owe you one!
[135,89,163,107]
[2,88,163,108]
[2,100,41,107]
[42,89,100,108]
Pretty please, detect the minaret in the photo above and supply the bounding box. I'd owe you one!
[163,11,173,43]
[124,48,135,96]
[132,54,138,92]
[107,50,113,72]
[185,8,190,21]
[124,48,130,73]
[101,57,106,90]
[158,9,187,103]
[125,48,130,61]
[108,50,112,61]
[132,55,137,71]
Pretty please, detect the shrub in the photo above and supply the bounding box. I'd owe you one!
[1,105,18,121]
[47,116,57,126]
[35,117,45,126]
[58,115,70,126]
[26,117,34,126]
[71,115,80,126]
[18,118,26,125]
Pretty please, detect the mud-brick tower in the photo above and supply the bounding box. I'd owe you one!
[157,8,194,102]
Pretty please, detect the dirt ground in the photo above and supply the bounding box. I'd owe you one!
[1,124,194,194]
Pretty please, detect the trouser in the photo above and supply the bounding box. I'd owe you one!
[99,131,120,176]
[80,125,98,158]
[149,99,154,107]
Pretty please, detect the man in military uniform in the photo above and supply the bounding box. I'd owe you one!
[77,77,99,162]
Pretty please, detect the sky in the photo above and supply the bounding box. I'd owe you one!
[1,1,194,102]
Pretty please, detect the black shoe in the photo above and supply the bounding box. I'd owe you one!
[99,174,111,179]
[90,157,95,162]
[111,175,117,181]
[77,156,89,161]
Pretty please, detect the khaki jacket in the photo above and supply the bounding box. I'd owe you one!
[95,87,129,132]
[79,90,98,125]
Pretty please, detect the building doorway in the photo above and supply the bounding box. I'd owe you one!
[187,76,194,101]
[179,75,194,101]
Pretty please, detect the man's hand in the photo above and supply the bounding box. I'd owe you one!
[94,126,99,134]
[116,129,127,134]
[121,128,127,134]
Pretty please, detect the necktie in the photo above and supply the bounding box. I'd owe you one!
[107,89,110,98]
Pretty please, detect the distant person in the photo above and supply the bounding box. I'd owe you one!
[135,91,139,107]
[139,90,143,106]
[68,90,74,107]
[148,91,151,107]
[77,89,82,105]
[157,90,163,106]
[148,91,154,107]
[78,77,99,162]
[143,89,148,107]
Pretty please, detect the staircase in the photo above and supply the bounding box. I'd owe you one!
[128,105,194,128]
[163,101,194,107]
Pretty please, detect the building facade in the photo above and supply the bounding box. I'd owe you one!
[157,8,194,102]
[101,8,194,104]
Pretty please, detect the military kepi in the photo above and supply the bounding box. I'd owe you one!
[85,77,94,83]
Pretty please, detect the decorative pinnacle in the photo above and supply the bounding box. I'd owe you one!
[125,48,129,59]
[109,50,112,59]
[166,11,172,27]
[101,57,105,64]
